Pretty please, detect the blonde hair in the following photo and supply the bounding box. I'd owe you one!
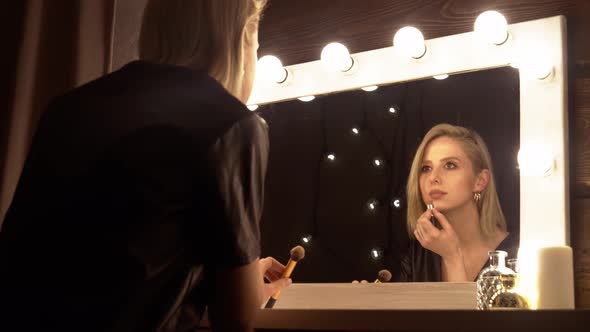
[406,123,507,240]
[138,0,267,97]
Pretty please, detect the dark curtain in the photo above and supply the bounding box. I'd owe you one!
[0,0,116,224]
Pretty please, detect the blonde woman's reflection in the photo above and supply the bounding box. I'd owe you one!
[400,123,518,282]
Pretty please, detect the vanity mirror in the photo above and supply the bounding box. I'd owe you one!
[248,15,569,306]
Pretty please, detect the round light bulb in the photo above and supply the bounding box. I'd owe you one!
[351,127,360,135]
[321,42,354,72]
[389,106,397,114]
[517,143,554,176]
[391,197,403,209]
[373,159,384,167]
[370,247,384,260]
[393,27,426,59]
[474,11,509,45]
[361,85,379,92]
[433,74,449,80]
[367,199,379,211]
[520,57,553,80]
[326,153,336,162]
[247,104,259,111]
[298,95,316,102]
[301,234,313,245]
[257,55,288,84]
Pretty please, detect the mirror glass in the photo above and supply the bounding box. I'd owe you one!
[257,66,520,283]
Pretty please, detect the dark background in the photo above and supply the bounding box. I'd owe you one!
[257,66,520,282]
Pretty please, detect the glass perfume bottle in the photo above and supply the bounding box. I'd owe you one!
[489,273,530,309]
[476,250,515,310]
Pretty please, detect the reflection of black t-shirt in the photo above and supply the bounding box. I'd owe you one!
[399,232,519,282]
[0,61,268,331]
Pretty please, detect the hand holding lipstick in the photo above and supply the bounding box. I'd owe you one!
[414,207,462,262]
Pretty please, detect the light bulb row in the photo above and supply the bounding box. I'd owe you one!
[252,10,554,108]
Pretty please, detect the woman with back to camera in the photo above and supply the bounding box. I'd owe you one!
[0,1,289,331]
[400,123,518,282]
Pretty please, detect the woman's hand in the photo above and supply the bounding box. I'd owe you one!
[259,257,292,301]
[414,208,462,263]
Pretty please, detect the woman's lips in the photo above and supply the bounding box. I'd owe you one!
[429,191,447,199]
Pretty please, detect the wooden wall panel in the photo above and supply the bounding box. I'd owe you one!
[572,199,590,307]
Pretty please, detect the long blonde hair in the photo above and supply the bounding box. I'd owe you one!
[138,0,267,97]
[406,123,507,240]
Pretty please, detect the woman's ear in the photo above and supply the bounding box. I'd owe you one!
[474,169,490,192]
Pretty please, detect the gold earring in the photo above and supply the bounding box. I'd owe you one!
[473,192,481,203]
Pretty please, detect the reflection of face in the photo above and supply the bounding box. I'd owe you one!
[240,26,259,104]
[419,136,478,213]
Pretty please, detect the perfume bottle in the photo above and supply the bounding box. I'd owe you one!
[476,250,515,310]
[489,273,530,309]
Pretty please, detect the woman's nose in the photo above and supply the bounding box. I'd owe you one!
[429,167,441,184]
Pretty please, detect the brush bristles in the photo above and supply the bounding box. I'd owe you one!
[377,269,392,282]
[290,245,305,261]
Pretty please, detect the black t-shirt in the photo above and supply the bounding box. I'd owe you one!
[399,231,519,282]
[0,61,267,331]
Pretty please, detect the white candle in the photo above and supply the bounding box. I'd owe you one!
[536,246,575,309]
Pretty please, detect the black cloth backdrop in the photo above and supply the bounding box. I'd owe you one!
[258,67,520,282]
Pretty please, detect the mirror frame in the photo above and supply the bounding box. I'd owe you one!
[249,16,569,251]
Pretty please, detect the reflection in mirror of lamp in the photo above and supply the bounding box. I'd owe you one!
[298,95,316,102]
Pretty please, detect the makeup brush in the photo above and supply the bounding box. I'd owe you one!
[264,245,305,309]
[374,269,392,283]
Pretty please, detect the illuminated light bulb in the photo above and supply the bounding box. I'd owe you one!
[393,26,427,59]
[519,56,554,80]
[373,159,384,167]
[474,10,509,45]
[321,42,354,72]
[351,127,360,135]
[257,55,288,84]
[247,104,259,111]
[301,234,313,245]
[370,247,384,260]
[389,106,398,114]
[298,95,316,102]
[361,85,379,92]
[390,197,403,209]
[367,199,379,211]
[517,143,555,176]
[433,74,449,80]
[325,153,336,162]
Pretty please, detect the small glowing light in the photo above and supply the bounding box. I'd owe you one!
[351,127,360,135]
[326,153,336,162]
[301,234,313,245]
[474,10,509,45]
[367,199,379,211]
[519,55,553,80]
[321,42,354,72]
[257,55,288,84]
[247,104,259,111]
[370,247,384,260]
[517,143,555,176]
[393,26,427,59]
[391,197,403,209]
[298,95,316,102]
[361,85,379,92]
[433,74,449,80]
[373,159,384,167]
[389,106,397,114]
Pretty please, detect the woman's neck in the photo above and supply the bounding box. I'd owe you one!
[444,202,486,248]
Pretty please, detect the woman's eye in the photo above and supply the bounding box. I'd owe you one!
[445,162,457,169]
[421,165,431,172]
